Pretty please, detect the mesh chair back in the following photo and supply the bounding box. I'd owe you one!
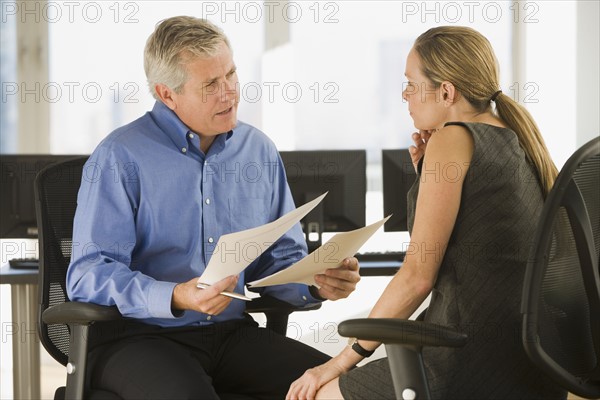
[522,137,600,398]
[35,156,89,366]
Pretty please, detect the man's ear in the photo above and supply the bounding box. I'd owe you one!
[155,84,177,110]
[441,81,457,105]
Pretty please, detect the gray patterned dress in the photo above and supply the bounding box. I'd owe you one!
[339,122,566,399]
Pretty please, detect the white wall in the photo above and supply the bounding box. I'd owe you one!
[576,0,600,147]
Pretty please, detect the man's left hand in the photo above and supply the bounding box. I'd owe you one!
[314,257,360,300]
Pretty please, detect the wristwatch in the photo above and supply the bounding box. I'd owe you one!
[348,338,375,358]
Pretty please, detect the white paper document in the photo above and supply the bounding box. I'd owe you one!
[198,192,328,286]
[247,215,391,288]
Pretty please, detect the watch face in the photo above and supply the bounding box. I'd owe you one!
[347,337,356,345]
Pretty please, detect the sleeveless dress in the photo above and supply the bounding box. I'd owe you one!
[339,122,566,399]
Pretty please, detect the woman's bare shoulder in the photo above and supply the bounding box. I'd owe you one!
[426,124,474,162]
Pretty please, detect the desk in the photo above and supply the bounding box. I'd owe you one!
[0,264,40,400]
[358,260,402,276]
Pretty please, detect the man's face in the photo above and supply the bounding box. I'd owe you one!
[166,42,240,138]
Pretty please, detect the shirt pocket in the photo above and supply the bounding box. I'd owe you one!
[228,196,269,232]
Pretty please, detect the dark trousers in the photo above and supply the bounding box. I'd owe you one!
[87,316,330,399]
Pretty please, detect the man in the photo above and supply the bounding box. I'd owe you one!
[67,16,361,399]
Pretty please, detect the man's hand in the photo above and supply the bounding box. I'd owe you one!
[314,257,360,301]
[172,275,239,315]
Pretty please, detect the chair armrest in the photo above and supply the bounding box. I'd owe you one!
[41,302,122,399]
[246,295,322,335]
[42,302,122,325]
[247,295,322,314]
[338,318,468,348]
[339,318,467,400]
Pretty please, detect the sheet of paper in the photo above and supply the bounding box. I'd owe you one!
[198,192,327,285]
[247,215,391,288]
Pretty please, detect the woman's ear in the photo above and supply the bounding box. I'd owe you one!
[441,81,457,105]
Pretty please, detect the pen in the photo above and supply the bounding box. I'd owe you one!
[196,282,252,301]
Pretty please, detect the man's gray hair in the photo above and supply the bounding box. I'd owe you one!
[144,16,231,99]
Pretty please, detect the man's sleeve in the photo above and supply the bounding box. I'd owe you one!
[66,145,178,319]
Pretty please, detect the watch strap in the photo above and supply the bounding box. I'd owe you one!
[351,339,375,358]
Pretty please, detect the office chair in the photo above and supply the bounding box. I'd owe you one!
[338,137,600,400]
[521,136,600,398]
[34,156,320,400]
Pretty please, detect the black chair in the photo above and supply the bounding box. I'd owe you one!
[521,136,600,398]
[338,137,600,399]
[34,156,320,399]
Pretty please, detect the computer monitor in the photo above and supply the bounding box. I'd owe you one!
[279,150,366,253]
[382,149,418,232]
[0,154,83,238]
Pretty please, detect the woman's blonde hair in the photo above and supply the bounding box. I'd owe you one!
[144,16,230,100]
[414,26,558,196]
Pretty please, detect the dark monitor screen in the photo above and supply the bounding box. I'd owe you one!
[279,150,366,252]
[382,149,418,232]
[0,154,83,238]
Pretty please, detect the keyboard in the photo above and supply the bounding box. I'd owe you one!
[355,251,405,263]
[8,258,39,269]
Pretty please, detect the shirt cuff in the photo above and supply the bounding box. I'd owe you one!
[308,285,327,301]
[147,281,180,319]
[302,285,325,305]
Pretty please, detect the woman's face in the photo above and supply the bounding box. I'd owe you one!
[402,48,448,131]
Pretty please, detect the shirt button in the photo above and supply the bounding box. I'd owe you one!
[181,147,187,153]
[188,133,194,139]
[208,237,214,243]
[207,315,212,320]
[302,296,307,301]
[205,198,211,205]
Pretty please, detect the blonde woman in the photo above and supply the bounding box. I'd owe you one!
[287,26,565,400]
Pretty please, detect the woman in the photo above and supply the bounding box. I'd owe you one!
[287,26,566,399]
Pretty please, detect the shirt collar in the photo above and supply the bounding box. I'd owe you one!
[150,101,235,151]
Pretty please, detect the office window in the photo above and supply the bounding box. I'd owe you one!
[45,1,513,249]
[524,1,576,168]
[47,2,264,152]
[263,1,513,251]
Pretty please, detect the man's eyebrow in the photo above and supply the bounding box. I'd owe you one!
[203,66,236,87]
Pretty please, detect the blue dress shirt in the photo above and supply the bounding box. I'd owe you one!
[67,101,320,327]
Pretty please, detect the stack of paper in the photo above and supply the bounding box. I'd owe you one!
[197,192,390,299]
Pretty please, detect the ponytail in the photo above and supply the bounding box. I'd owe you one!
[494,93,558,197]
